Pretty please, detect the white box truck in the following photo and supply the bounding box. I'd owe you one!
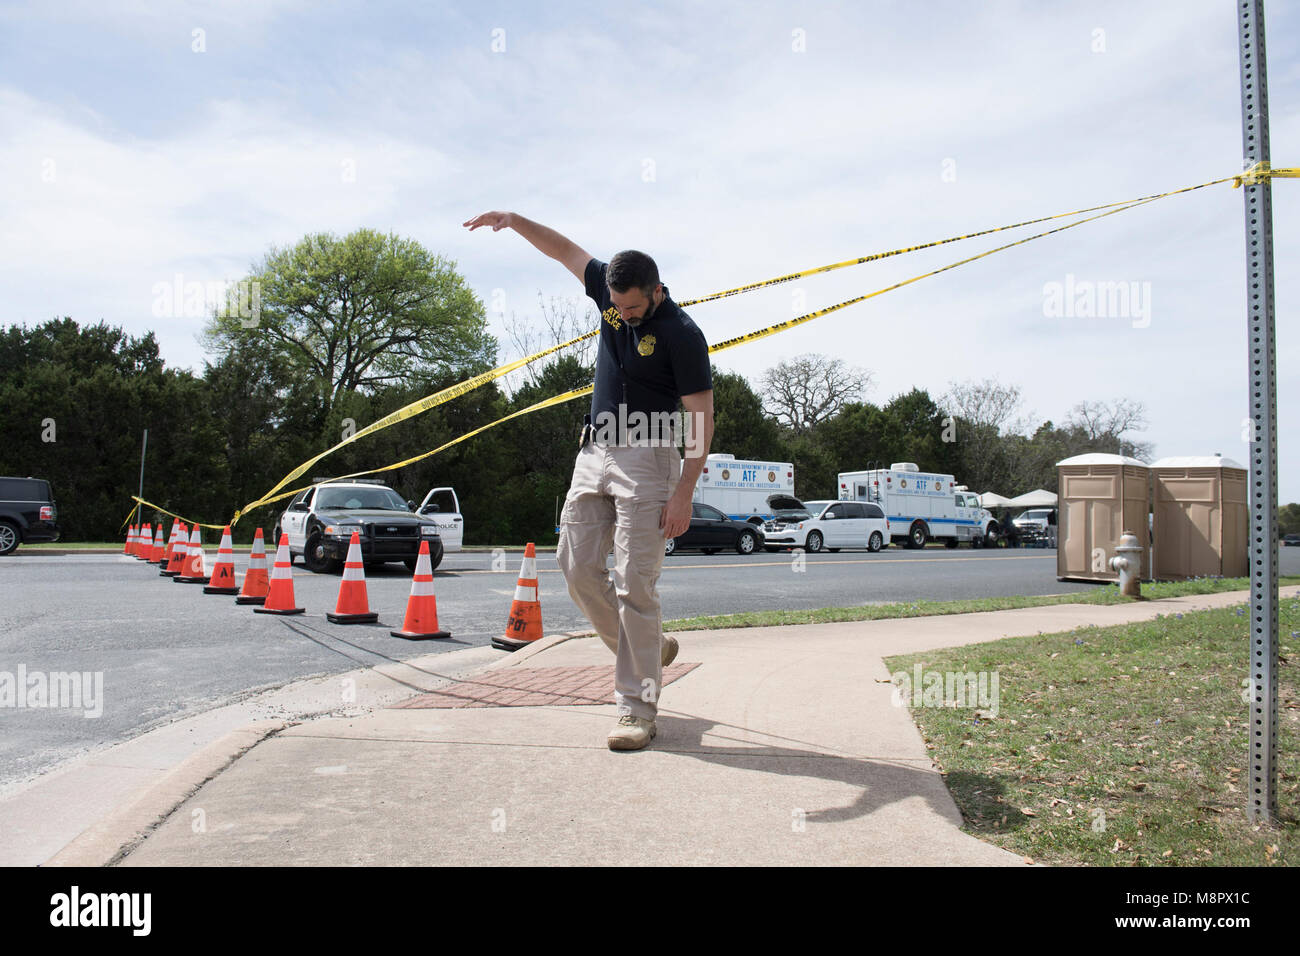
[837,462,997,549]
[693,454,795,527]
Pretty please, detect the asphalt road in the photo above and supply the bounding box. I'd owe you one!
[2,545,1298,791]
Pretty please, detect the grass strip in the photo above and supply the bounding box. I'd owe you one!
[664,576,1300,632]
[883,598,1298,866]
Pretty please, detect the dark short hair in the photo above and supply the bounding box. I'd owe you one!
[607,250,660,297]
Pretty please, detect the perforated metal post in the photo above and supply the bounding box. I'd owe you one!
[1238,0,1278,825]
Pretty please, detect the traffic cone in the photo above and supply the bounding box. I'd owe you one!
[235,528,270,605]
[160,520,181,567]
[493,543,543,651]
[390,541,449,639]
[203,526,240,594]
[254,533,305,615]
[135,522,151,560]
[161,522,188,576]
[175,525,210,584]
[123,526,133,555]
[150,524,166,564]
[326,532,379,624]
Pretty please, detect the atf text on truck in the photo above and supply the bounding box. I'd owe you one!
[837,462,997,549]
[692,454,795,526]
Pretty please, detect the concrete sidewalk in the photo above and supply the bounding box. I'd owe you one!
[35,587,1294,867]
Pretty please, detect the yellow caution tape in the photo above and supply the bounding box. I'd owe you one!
[119,504,139,533]
[231,333,596,525]
[233,168,1280,526]
[126,496,228,532]
[1232,161,1299,188]
[677,175,1240,306]
[234,388,594,519]
[306,192,1165,486]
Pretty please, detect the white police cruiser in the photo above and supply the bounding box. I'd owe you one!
[273,479,443,574]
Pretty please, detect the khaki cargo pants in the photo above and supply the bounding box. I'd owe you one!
[556,441,680,721]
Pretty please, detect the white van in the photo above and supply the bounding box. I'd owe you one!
[762,499,890,553]
[416,487,463,552]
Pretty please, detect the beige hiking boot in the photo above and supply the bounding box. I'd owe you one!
[607,714,657,751]
[661,634,679,667]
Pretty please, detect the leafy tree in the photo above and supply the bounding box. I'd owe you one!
[203,229,498,427]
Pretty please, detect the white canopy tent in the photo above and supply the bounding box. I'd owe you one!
[1005,489,1058,508]
[978,492,1013,508]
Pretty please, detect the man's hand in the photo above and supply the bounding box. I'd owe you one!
[660,487,693,539]
[463,211,513,232]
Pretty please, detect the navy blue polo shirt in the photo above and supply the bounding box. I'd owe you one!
[583,258,712,427]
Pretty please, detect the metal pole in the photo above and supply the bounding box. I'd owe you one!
[1238,0,1278,825]
[138,429,148,522]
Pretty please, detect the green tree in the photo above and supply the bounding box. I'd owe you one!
[203,229,498,429]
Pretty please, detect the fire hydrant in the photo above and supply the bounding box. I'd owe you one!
[1108,531,1143,597]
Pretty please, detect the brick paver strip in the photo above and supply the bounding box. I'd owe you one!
[393,663,701,709]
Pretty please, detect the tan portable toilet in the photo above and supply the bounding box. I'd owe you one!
[1149,456,1248,580]
[1057,453,1151,582]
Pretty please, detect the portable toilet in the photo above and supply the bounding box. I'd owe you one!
[1056,453,1151,582]
[1149,456,1248,580]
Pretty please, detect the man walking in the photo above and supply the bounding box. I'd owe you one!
[464,211,714,751]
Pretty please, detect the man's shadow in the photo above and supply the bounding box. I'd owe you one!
[649,712,1026,833]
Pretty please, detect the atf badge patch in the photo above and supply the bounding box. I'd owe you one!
[603,307,622,330]
[636,333,656,356]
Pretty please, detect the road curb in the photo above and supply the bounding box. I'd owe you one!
[44,720,288,867]
[484,631,596,669]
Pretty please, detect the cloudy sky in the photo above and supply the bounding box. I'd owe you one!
[2,0,1297,498]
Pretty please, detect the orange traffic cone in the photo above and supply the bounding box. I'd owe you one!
[235,528,270,605]
[326,532,379,624]
[493,543,543,651]
[203,526,240,594]
[175,525,210,584]
[149,524,166,564]
[123,526,134,555]
[161,522,188,576]
[160,520,181,566]
[254,533,305,615]
[390,541,449,639]
[135,522,151,560]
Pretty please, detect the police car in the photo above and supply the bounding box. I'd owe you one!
[273,479,444,574]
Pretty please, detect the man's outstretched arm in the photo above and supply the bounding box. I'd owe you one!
[463,211,592,284]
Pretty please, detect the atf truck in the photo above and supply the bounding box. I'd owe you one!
[693,454,795,526]
[836,462,997,549]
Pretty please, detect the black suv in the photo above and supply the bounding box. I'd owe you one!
[0,476,60,555]
[272,480,443,574]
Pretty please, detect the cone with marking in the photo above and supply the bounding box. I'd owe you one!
[493,543,542,651]
[123,525,134,555]
[175,525,210,584]
[160,522,188,576]
[326,532,379,623]
[254,533,305,615]
[149,524,166,564]
[203,526,240,594]
[390,541,449,639]
[235,528,270,605]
